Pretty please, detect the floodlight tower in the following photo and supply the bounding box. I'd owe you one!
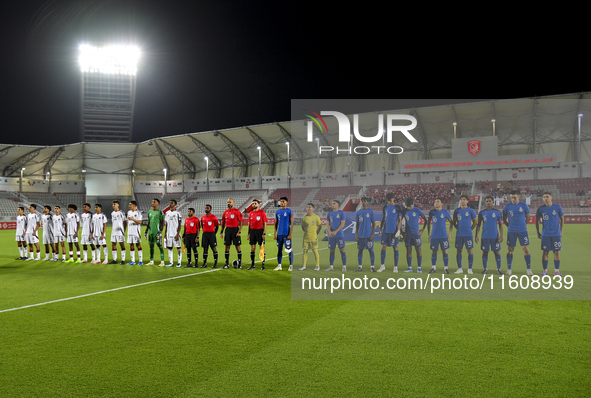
[78,44,139,142]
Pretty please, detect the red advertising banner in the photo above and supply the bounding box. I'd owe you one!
[0,222,17,230]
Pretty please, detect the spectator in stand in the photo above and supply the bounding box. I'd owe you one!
[537,189,542,197]
[584,198,590,207]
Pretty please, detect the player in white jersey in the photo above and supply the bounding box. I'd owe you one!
[90,203,108,264]
[25,204,41,261]
[126,200,144,265]
[109,200,127,264]
[164,199,183,267]
[65,204,81,263]
[80,203,96,263]
[41,205,55,261]
[52,206,67,261]
[15,206,28,260]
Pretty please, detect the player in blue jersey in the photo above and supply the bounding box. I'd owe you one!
[427,198,451,274]
[378,193,402,273]
[503,190,532,276]
[401,198,427,273]
[355,197,376,272]
[475,196,504,275]
[535,192,564,276]
[273,197,293,271]
[451,195,478,274]
[325,200,348,272]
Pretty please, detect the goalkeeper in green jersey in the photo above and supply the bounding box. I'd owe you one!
[144,198,165,266]
[300,203,322,271]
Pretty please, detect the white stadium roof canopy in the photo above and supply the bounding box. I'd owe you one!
[1,94,590,180]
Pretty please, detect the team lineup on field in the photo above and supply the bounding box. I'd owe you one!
[13,189,565,277]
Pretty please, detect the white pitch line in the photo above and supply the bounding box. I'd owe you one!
[0,242,356,314]
[0,269,221,314]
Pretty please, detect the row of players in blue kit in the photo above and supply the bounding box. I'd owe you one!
[323,190,564,276]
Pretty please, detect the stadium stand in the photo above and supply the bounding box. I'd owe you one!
[0,191,86,218]
[366,183,456,211]
[478,178,591,212]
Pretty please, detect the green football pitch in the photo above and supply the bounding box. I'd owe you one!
[1,224,590,397]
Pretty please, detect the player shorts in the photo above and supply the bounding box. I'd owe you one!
[455,236,474,250]
[404,233,422,247]
[201,232,217,250]
[165,235,181,248]
[80,235,92,245]
[15,234,25,242]
[381,233,399,247]
[148,234,163,246]
[303,240,318,250]
[277,235,292,252]
[541,236,561,252]
[42,232,53,245]
[53,235,65,244]
[183,233,199,250]
[110,234,125,243]
[249,229,264,245]
[224,227,241,246]
[92,236,106,246]
[480,238,501,252]
[430,238,450,251]
[127,234,141,244]
[25,233,39,244]
[66,235,79,243]
[357,238,374,250]
[328,236,346,250]
[507,231,529,247]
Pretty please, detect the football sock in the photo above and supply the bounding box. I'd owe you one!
[121,250,126,262]
[150,246,154,261]
[431,253,437,267]
[130,250,135,262]
[289,251,293,265]
[302,250,308,267]
[524,254,531,269]
[341,251,347,265]
[381,249,386,266]
[542,260,548,271]
[554,260,560,271]
[168,249,173,264]
[237,251,242,265]
[213,251,218,266]
[138,250,143,262]
[203,253,208,266]
[158,245,164,261]
[468,254,474,269]
[112,250,117,262]
[507,253,513,270]
[482,251,489,269]
[103,247,107,260]
[69,251,74,259]
[225,251,230,265]
[330,251,335,266]
[443,253,449,268]
[407,256,412,269]
[457,253,462,268]
[357,250,363,267]
[495,253,502,269]
[250,251,255,266]
[313,248,319,267]
[369,249,375,267]
[177,248,182,263]
[417,255,422,269]
[76,251,80,259]
[83,251,88,261]
[394,249,399,267]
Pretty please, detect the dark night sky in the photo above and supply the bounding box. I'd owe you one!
[0,1,586,146]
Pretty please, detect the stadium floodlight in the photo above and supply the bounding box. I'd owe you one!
[79,44,140,75]
[286,142,290,180]
[257,146,262,188]
[205,157,209,191]
[491,119,496,137]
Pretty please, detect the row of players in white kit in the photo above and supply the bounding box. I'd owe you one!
[15,201,150,264]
